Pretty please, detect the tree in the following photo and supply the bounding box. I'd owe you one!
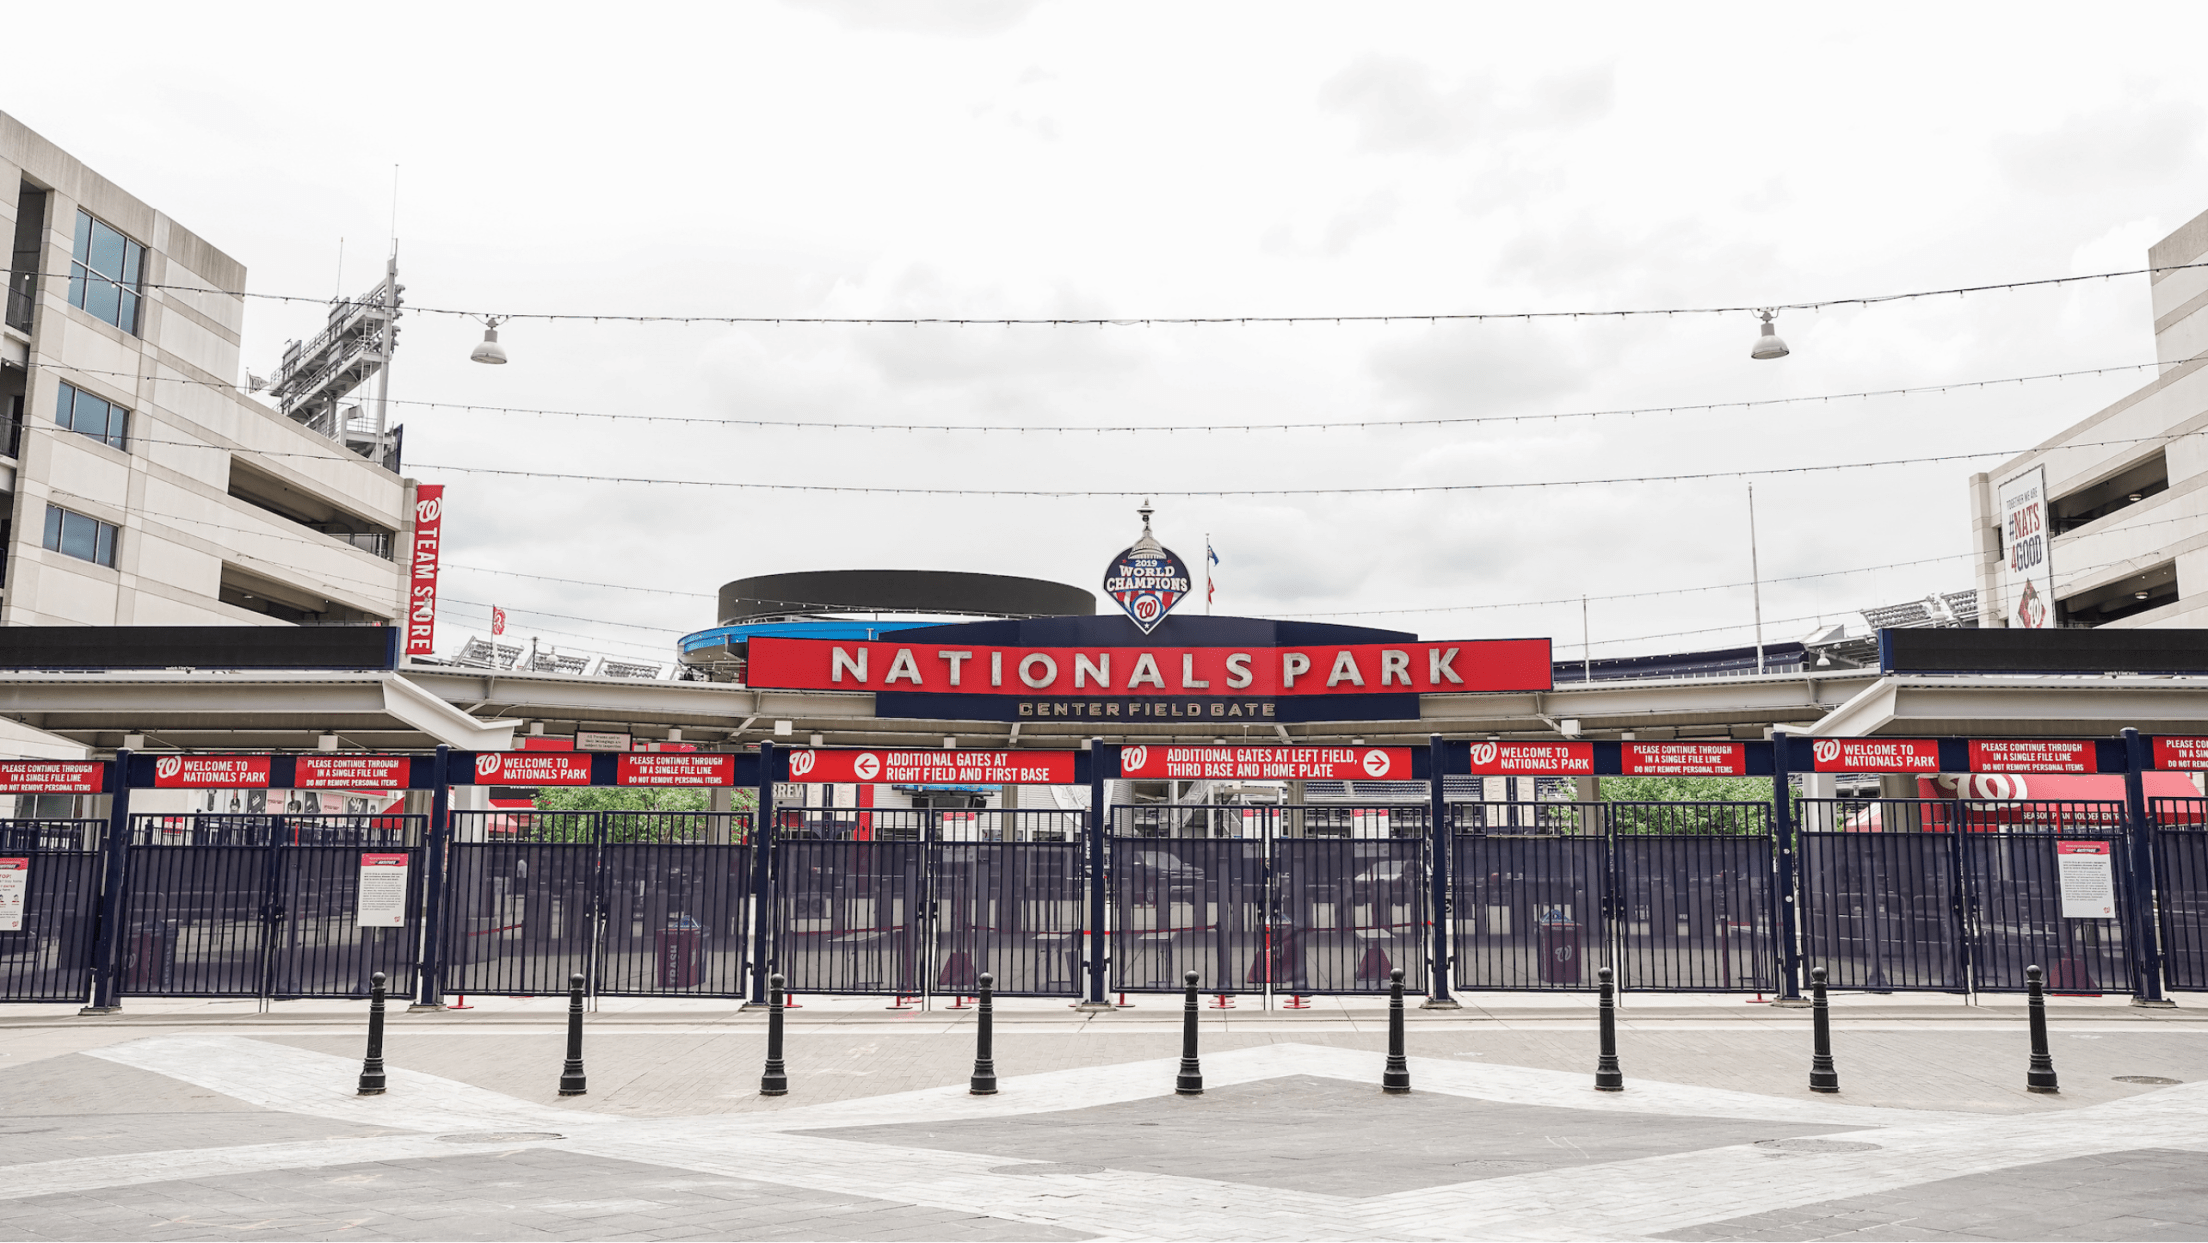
[1598,776,1770,803]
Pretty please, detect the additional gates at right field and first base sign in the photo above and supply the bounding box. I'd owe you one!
[1108,805,1429,997]
[1451,801,1778,993]
[1796,798,2136,994]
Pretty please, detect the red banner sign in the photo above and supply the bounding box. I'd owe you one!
[617,754,735,787]
[1968,740,2096,774]
[1118,746,1410,780]
[404,484,445,658]
[0,761,105,794]
[747,637,1551,698]
[786,749,1077,785]
[2155,737,2208,770]
[473,752,593,785]
[295,755,412,789]
[152,755,273,788]
[1621,742,1747,776]
[1809,738,1941,773]
[1468,741,1592,775]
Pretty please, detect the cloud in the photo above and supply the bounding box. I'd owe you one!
[1367,322,1591,418]
[1318,58,1615,156]
[1995,94,2207,194]
[792,0,1042,37]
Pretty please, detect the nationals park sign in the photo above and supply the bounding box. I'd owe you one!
[744,617,1552,724]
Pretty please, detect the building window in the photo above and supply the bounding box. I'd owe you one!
[42,504,117,568]
[54,382,127,450]
[67,210,143,334]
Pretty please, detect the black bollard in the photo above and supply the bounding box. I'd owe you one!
[1594,965,1623,1091]
[1383,966,1411,1094]
[2026,964,2059,1094]
[970,971,998,1095]
[357,970,388,1096]
[1176,969,1204,1096]
[760,971,789,1096]
[558,972,587,1096]
[1808,966,1838,1093]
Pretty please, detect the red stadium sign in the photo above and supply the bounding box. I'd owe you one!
[2155,737,2208,770]
[786,749,1077,785]
[747,637,1550,698]
[1809,738,1940,773]
[1119,746,1410,780]
[0,761,105,794]
[1968,740,2097,774]
[1621,742,1747,776]
[295,755,411,789]
[617,754,736,787]
[152,756,272,788]
[1468,741,1592,775]
[473,752,593,786]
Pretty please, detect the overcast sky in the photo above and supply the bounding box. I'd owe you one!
[11,2,2208,666]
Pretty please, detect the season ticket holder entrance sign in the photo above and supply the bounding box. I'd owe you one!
[0,761,104,794]
[786,750,1077,785]
[1118,746,1411,781]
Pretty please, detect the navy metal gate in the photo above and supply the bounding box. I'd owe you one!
[0,819,104,1002]
[1452,801,1607,990]
[1109,804,1426,996]
[2151,797,2208,991]
[1796,797,2133,994]
[441,810,598,996]
[121,814,422,999]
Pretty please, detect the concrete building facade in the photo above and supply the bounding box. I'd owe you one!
[1972,207,2208,630]
[1,111,411,631]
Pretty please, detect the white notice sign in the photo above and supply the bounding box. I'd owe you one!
[357,853,409,928]
[2055,841,2116,920]
[0,858,25,932]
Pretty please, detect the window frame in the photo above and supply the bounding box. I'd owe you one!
[54,381,128,451]
[67,209,144,335]
[41,503,118,568]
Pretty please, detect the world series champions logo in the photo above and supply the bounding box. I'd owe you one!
[1103,502,1190,636]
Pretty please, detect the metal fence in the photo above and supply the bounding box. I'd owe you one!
[1106,804,1427,995]
[2151,797,2208,991]
[118,814,428,1000]
[0,828,101,1003]
[441,810,756,999]
[1796,798,2134,995]
[1451,801,1777,994]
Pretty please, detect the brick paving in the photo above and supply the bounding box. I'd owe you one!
[0,997,2201,1240]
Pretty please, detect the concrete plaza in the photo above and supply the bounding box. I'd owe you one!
[0,991,2203,1241]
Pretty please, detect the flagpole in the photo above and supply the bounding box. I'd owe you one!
[1205,533,1212,615]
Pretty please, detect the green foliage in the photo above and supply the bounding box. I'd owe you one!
[532,786,755,813]
[1599,776,1771,803]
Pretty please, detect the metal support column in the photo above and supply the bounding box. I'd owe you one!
[82,749,132,1013]
[1770,732,1804,1001]
[413,746,452,1009]
[2121,728,2170,1006]
[1423,734,1459,1008]
[746,742,777,1007]
[1079,738,1112,1010]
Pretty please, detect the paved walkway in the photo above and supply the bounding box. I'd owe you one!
[0,995,2203,1240]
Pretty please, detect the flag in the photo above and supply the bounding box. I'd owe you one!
[491,606,506,637]
[1206,541,1219,605]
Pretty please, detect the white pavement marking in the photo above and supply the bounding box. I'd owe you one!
[20,1034,2208,1241]
[85,1034,611,1134]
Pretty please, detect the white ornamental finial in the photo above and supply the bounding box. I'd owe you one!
[1138,498,1154,535]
